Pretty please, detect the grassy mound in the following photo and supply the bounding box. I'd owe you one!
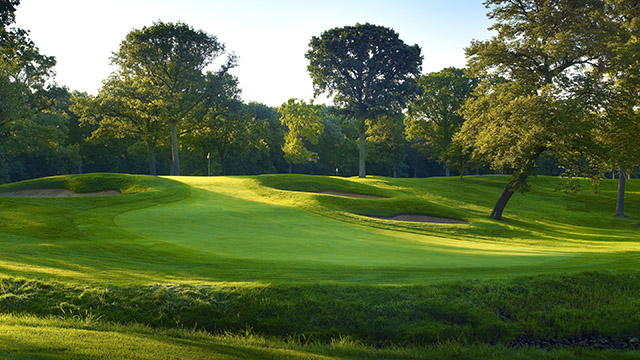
[0,172,155,194]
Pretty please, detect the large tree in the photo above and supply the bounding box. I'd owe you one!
[306,23,422,178]
[111,21,235,175]
[457,0,612,220]
[405,67,476,180]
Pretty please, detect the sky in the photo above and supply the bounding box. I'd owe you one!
[15,0,494,107]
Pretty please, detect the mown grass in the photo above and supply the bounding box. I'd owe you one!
[1,173,639,358]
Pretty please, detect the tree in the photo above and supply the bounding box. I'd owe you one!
[457,0,611,220]
[1,0,54,131]
[405,67,476,180]
[111,21,235,175]
[5,86,81,181]
[0,0,58,182]
[185,72,250,176]
[593,0,640,219]
[278,99,324,173]
[306,23,422,178]
[245,102,286,174]
[72,75,166,175]
[595,95,640,218]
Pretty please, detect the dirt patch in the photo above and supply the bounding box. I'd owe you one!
[0,189,121,198]
[319,190,386,199]
[362,213,469,224]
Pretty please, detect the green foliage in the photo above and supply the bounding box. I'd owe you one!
[590,0,640,175]
[0,0,68,184]
[366,113,406,177]
[405,67,476,178]
[110,21,235,175]
[279,99,324,170]
[72,74,166,175]
[458,0,613,218]
[2,86,81,183]
[306,23,422,117]
[306,23,422,177]
[183,72,258,176]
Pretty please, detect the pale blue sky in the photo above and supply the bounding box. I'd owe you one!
[16,0,493,106]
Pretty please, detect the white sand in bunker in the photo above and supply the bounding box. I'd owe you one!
[362,213,469,224]
[0,189,121,197]
[318,190,386,199]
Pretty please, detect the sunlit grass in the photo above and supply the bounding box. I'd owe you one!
[0,173,639,286]
[2,173,640,358]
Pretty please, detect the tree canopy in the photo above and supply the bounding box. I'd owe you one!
[591,0,640,218]
[306,23,422,178]
[405,67,476,179]
[111,21,235,175]
[458,0,612,220]
[278,99,324,173]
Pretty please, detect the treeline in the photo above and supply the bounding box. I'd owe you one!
[0,83,463,181]
[0,2,472,182]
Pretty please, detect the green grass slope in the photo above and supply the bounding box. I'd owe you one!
[4,314,640,360]
[1,173,640,358]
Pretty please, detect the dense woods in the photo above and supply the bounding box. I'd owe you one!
[1,0,639,218]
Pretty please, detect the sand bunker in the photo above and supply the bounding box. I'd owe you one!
[0,189,121,198]
[362,213,469,224]
[319,190,386,199]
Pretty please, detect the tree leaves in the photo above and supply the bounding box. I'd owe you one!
[278,99,324,169]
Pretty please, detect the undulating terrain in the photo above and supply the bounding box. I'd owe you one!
[0,173,639,359]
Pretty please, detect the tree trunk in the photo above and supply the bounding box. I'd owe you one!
[460,172,463,182]
[489,146,545,220]
[358,132,366,178]
[218,146,228,176]
[490,185,516,220]
[169,122,180,176]
[615,168,626,218]
[146,140,157,176]
[445,161,451,177]
[289,163,292,174]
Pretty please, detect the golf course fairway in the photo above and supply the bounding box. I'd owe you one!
[1,173,639,359]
